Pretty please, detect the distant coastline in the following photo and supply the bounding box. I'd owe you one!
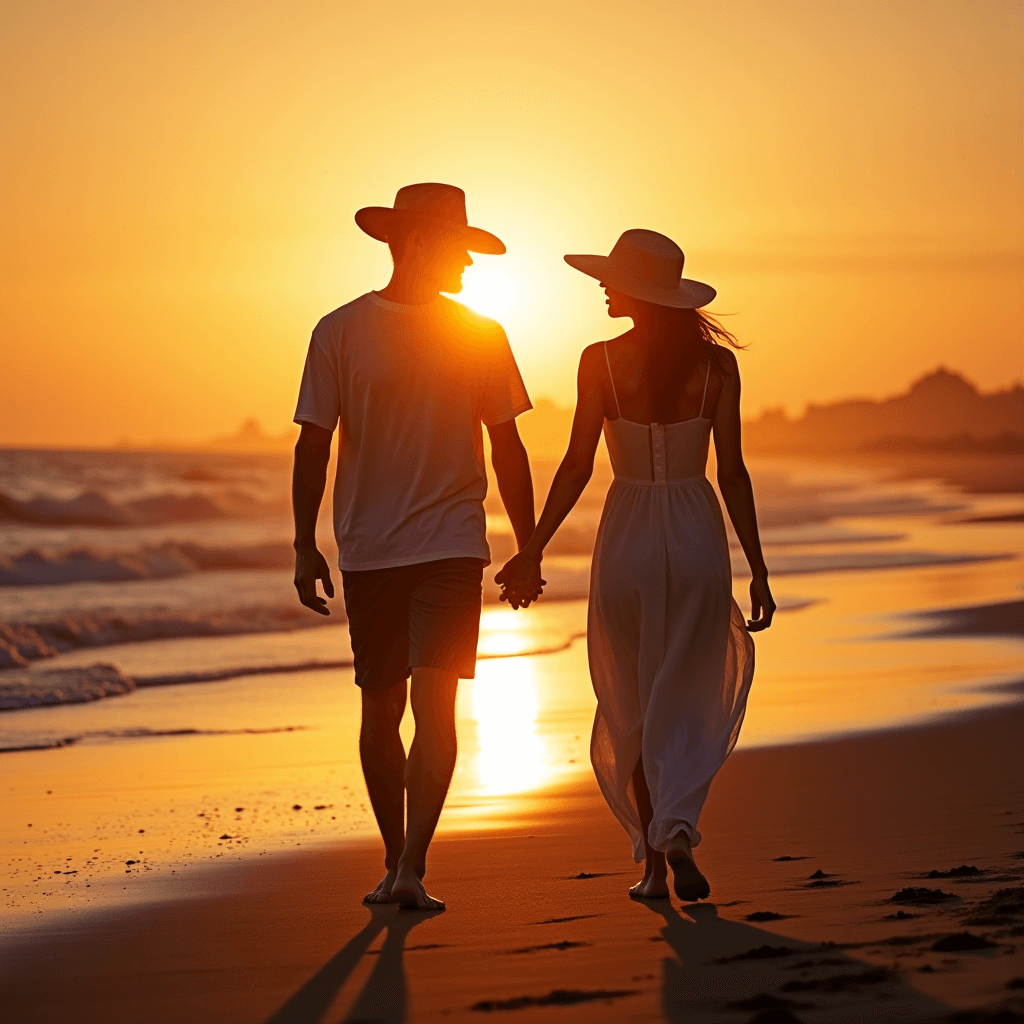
[2,367,1021,493]
[743,367,1023,454]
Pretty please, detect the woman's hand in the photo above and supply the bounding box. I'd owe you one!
[747,574,776,632]
[495,552,546,610]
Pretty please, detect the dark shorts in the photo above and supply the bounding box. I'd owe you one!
[342,557,485,691]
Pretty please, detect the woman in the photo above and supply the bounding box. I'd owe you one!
[496,229,775,901]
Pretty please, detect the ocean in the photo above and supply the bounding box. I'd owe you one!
[1,446,1021,923]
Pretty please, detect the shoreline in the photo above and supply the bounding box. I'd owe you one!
[2,696,1022,1022]
[1,587,1020,716]
[1,587,1019,726]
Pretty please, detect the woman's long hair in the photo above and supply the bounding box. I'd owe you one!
[647,307,742,423]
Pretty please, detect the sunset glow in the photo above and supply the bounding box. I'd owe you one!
[470,659,547,796]
[452,268,518,320]
[1,1,1021,447]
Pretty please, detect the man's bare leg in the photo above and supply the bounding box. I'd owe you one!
[629,755,669,899]
[391,667,459,910]
[360,682,408,903]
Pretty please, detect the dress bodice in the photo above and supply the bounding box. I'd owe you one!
[603,416,712,485]
[599,339,713,485]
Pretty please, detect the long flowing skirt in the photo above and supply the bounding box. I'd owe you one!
[587,477,755,862]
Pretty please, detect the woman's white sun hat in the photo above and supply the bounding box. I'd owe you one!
[564,229,715,309]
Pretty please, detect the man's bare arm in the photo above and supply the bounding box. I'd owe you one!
[292,422,335,615]
[487,419,536,552]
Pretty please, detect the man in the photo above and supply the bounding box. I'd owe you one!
[292,183,537,910]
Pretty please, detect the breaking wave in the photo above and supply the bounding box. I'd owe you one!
[0,488,230,527]
[0,604,334,670]
[0,724,307,753]
[0,540,296,586]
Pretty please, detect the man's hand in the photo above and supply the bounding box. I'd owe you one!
[495,552,545,610]
[294,544,335,615]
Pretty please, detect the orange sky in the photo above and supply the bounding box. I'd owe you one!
[2,0,1022,447]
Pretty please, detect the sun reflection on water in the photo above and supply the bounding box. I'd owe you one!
[468,657,547,796]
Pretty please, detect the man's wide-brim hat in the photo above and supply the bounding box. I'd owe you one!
[565,229,715,309]
[355,183,505,255]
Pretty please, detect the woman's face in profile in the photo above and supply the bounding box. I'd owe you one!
[602,284,634,319]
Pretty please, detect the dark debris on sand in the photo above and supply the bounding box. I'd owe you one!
[780,967,895,993]
[885,910,921,920]
[773,856,808,862]
[531,914,599,925]
[746,911,795,922]
[975,887,1024,916]
[931,932,998,952]
[788,958,847,970]
[471,988,639,1011]
[507,940,590,954]
[723,946,800,962]
[966,887,1024,926]
[889,886,958,904]
[928,865,985,878]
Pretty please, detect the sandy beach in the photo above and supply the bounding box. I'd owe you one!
[5,1,1023,1019]
[2,684,1023,1024]
[2,455,1021,1023]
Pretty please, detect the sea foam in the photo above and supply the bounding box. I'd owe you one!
[0,540,296,586]
[0,488,228,527]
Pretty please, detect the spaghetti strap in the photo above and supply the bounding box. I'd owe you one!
[698,360,711,418]
[603,341,622,419]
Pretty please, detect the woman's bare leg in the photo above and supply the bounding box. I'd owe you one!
[629,756,669,898]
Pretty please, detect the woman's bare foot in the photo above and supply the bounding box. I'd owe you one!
[362,869,398,904]
[629,873,670,899]
[629,854,670,899]
[665,836,711,902]
[391,866,445,911]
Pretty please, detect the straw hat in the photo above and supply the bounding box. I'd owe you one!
[564,229,715,308]
[355,183,505,255]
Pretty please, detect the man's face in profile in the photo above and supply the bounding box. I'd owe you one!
[408,227,473,294]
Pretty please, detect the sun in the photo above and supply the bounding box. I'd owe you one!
[452,268,517,320]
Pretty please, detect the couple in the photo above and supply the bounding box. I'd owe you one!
[292,183,775,912]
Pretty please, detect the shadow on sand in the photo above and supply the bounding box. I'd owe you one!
[639,901,953,1023]
[265,899,987,1023]
[264,904,441,1024]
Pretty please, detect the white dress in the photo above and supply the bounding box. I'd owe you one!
[588,346,755,861]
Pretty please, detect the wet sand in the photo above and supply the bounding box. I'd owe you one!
[2,691,1022,1024]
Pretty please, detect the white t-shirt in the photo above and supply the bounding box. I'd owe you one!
[294,292,532,571]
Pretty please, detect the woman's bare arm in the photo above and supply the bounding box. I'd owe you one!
[494,345,606,600]
[711,350,776,630]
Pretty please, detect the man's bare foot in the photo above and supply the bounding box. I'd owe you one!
[391,867,445,911]
[629,869,670,900]
[362,869,398,904]
[665,837,711,902]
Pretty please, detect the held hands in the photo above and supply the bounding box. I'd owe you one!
[294,544,335,615]
[494,551,546,610]
[746,574,776,632]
